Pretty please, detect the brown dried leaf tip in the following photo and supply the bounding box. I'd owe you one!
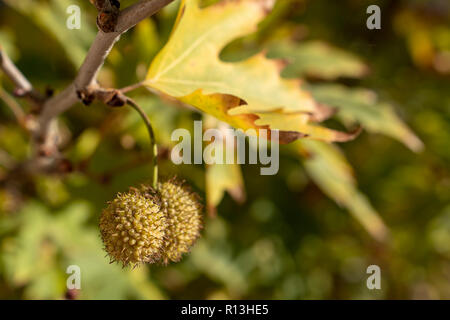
[100,177,203,267]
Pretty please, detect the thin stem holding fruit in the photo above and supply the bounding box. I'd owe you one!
[126,98,158,188]
[119,82,144,94]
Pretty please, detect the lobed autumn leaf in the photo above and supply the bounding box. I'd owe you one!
[144,0,359,144]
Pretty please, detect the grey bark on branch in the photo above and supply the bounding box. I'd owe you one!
[0,49,44,107]
[35,0,175,165]
[0,50,33,93]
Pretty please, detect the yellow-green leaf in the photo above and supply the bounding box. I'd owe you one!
[268,40,369,80]
[145,0,357,143]
[310,84,424,152]
[298,140,389,242]
[204,116,245,215]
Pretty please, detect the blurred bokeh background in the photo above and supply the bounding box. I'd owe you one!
[0,0,449,299]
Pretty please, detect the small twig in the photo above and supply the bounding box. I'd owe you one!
[126,98,159,188]
[119,81,144,94]
[0,0,175,175]
[0,49,44,107]
[0,49,32,92]
[36,0,175,167]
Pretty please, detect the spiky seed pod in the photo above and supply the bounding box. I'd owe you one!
[154,178,203,264]
[99,188,168,267]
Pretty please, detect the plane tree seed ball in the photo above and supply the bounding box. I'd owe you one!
[99,188,168,267]
[155,178,203,264]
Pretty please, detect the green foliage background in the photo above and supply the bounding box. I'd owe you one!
[0,0,449,299]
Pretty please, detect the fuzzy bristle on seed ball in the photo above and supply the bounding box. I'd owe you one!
[156,178,203,264]
[99,189,168,266]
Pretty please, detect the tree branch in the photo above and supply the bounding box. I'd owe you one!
[0,49,33,93]
[35,0,175,166]
[0,49,44,106]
